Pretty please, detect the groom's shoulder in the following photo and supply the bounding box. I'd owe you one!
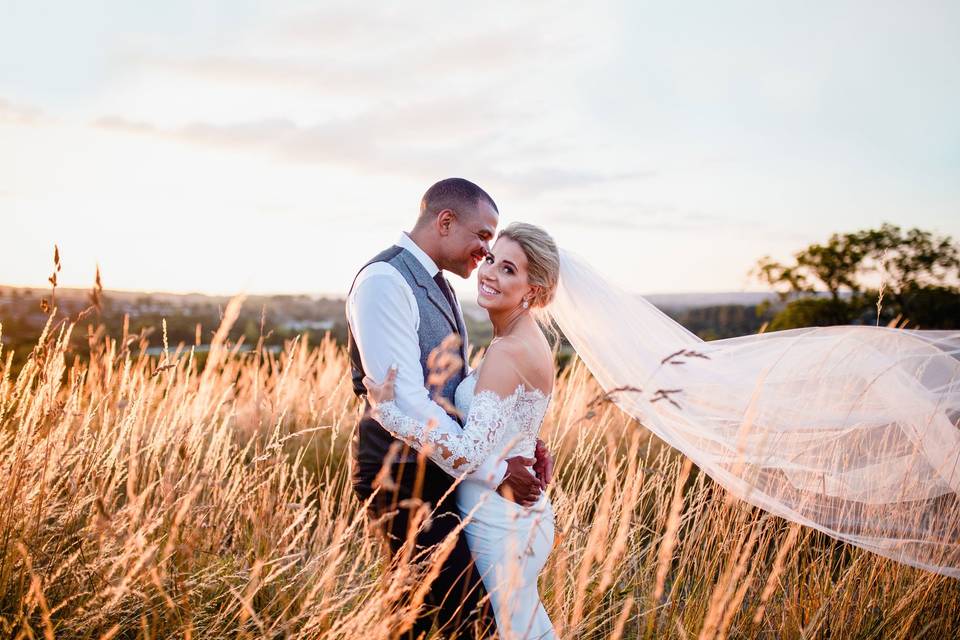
[352,261,404,290]
[364,244,405,267]
[354,245,405,280]
[350,247,409,297]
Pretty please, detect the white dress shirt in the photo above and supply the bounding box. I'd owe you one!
[346,232,507,489]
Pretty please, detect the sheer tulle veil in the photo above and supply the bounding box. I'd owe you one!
[546,248,960,578]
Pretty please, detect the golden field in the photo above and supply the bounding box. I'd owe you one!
[2,299,958,639]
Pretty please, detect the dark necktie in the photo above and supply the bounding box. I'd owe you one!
[433,272,458,317]
[433,272,467,378]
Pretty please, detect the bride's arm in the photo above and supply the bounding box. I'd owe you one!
[364,344,526,476]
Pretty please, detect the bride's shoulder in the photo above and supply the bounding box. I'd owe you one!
[476,337,524,378]
[484,334,541,367]
[481,333,554,394]
[486,334,525,356]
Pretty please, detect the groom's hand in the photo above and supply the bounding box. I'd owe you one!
[533,439,554,489]
[498,456,541,506]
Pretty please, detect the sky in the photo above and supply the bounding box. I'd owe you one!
[2,1,958,297]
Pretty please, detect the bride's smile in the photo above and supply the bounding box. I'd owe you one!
[479,281,500,296]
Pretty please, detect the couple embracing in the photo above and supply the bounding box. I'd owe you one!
[346,178,560,639]
[346,177,960,638]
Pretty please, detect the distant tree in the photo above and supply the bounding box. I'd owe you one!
[766,298,856,331]
[243,318,260,343]
[669,304,773,339]
[878,286,960,330]
[858,224,960,326]
[753,224,960,329]
[753,231,868,302]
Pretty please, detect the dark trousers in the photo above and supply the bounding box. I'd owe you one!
[363,456,493,639]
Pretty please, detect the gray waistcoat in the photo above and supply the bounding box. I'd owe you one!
[347,245,468,496]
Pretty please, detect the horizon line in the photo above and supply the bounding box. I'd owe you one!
[0,282,783,300]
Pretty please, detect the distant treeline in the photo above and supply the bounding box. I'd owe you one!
[664,304,772,340]
[3,222,957,374]
[0,288,351,372]
[0,284,771,372]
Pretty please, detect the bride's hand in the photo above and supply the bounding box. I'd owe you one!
[363,365,397,406]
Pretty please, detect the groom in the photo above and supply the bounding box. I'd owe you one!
[346,178,552,638]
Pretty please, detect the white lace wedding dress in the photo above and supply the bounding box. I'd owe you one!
[374,367,556,639]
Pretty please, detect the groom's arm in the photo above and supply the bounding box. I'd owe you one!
[348,268,508,485]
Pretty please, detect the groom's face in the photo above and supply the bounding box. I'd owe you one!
[442,200,499,278]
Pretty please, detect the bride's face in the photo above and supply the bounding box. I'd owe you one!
[476,237,533,311]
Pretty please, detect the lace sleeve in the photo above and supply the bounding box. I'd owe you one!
[372,389,519,476]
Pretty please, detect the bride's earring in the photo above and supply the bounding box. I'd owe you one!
[522,299,530,310]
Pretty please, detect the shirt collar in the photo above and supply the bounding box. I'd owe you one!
[397,232,440,277]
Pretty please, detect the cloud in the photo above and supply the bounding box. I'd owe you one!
[488,167,656,198]
[139,54,406,95]
[545,198,736,232]
[275,6,400,44]
[89,88,631,199]
[0,97,44,125]
[81,3,627,201]
[117,3,586,109]
[165,91,506,168]
[93,115,159,134]
[137,24,560,96]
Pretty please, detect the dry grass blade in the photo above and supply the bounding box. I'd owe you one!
[0,313,956,638]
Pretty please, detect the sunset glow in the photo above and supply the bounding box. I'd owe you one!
[3,1,958,297]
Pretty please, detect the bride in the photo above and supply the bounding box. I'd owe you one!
[365,219,960,638]
[364,222,560,639]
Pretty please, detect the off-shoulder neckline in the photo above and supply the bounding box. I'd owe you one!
[467,375,552,403]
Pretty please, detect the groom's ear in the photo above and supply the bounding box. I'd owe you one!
[436,209,455,236]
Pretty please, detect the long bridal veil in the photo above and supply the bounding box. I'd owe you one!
[547,249,960,578]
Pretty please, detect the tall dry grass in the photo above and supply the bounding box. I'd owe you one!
[2,302,958,639]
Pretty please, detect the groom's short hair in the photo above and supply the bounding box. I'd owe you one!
[419,178,498,220]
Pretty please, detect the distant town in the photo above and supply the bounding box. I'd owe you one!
[0,285,778,369]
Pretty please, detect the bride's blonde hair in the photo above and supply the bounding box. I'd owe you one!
[497,222,560,308]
